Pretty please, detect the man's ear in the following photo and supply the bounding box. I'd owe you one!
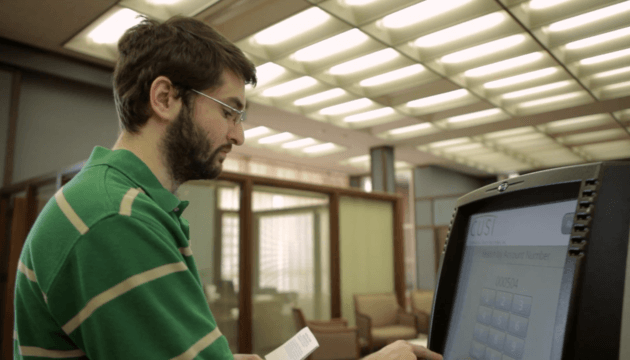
[149,76,182,123]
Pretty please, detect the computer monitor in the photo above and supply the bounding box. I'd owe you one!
[428,161,630,360]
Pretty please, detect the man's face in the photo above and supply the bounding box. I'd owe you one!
[160,70,245,187]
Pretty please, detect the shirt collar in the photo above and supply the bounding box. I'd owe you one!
[83,146,187,215]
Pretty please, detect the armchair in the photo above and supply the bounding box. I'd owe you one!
[292,308,360,360]
[353,293,418,352]
[410,289,434,335]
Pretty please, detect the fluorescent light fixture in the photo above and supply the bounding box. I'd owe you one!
[244,126,271,138]
[529,0,571,10]
[147,0,181,4]
[343,0,378,5]
[580,48,630,65]
[414,13,505,47]
[464,52,543,77]
[591,65,630,79]
[344,108,395,123]
[446,109,503,123]
[518,92,582,108]
[502,80,572,99]
[258,132,295,144]
[389,123,432,135]
[320,98,373,115]
[254,63,286,87]
[603,80,630,91]
[252,8,330,45]
[442,143,483,152]
[329,49,399,75]
[282,138,317,149]
[293,29,369,62]
[484,67,558,89]
[548,1,630,32]
[380,0,472,29]
[360,65,425,87]
[349,155,370,163]
[303,143,336,153]
[407,89,469,108]
[88,8,144,44]
[565,26,630,50]
[294,89,346,106]
[429,138,470,148]
[441,34,526,63]
[262,77,318,97]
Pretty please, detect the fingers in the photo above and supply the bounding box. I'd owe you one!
[408,343,443,360]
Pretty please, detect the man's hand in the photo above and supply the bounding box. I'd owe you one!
[363,340,443,360]
[233,354,263,360]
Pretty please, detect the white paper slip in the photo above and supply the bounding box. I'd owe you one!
[265,327,319,360]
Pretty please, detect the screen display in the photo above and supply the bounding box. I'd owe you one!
[442,199,577,360]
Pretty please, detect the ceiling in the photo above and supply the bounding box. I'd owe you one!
[2,0,630,178]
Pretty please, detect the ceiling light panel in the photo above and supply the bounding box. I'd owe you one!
[435,108,511,129]
[119,0,219,21]
[528,147,586,167]
[577,139,630,160]
[380,122,439,140]
[237,7,350,60]
[430,34,541,75]
[597,79,630,100]
[357,64,441,98]
[342,107,403,128]
[540,114,613,134]
[360,0,498,46]
[522,0,630,37]
[515,91,593,115]
[558,128,628,146]
[588,65,630,89]
[64,6,145,62]
[543,1,630,47]
[404,89,478,115]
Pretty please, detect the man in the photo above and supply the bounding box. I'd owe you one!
[13,16,442,360]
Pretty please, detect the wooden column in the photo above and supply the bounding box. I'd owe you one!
[3,70,21,188]
[393,197,406,308]
[0,197,10,356]
[2,198,28,359]
[238,179,253,354]
[330,192,341,318]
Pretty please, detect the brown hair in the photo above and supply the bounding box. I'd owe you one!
[113,16,257,134]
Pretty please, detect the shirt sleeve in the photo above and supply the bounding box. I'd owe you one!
[45,214,234,360]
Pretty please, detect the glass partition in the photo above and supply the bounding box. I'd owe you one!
[251,186,330,355]
[176,180,240,353]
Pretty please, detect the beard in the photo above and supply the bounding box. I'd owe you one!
[159,102,228,189]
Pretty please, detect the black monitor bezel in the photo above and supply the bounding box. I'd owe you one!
[428,162,602,358]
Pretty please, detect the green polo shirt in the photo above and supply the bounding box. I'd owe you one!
[13,146,233,360]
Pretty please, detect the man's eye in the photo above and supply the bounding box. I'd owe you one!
[223,110,233,118]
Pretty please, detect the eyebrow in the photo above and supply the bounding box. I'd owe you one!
[226,97,244,111]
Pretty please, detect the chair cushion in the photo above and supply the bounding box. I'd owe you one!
[356,294,399,327]
[371,325,418,346]
[411,290,434,314]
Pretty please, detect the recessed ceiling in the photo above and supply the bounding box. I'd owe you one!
[2,0,630,177]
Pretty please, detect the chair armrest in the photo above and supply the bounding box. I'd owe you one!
[310,327,360,360]
[412,309,431,334]
[308,318,348,328]
[355,311,372,345]
[397,310,418,330]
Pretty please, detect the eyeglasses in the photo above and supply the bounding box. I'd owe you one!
[191,89,246,125]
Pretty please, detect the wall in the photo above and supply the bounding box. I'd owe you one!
[339,196,394,326]
[0,70,13,183]
[12,72,118,184]
[414,166,489,290]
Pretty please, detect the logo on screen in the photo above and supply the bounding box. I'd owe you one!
[469,215,497,238]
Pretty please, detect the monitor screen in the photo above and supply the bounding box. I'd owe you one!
[442,198,577,360]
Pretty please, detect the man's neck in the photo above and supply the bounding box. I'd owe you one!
[112,131,177,194]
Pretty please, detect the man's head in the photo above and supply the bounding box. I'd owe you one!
[112,16,257,187]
